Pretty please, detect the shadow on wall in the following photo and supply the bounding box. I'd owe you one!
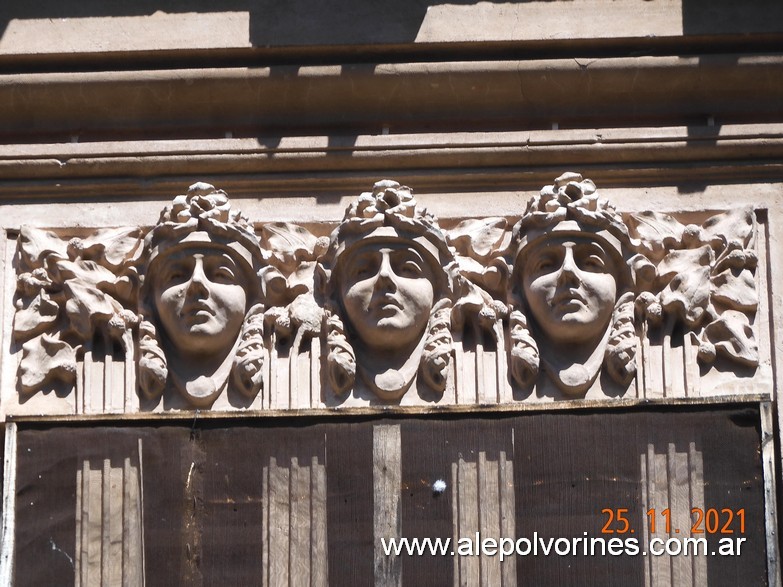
[0,0,529,47]
[2,0,783,48]
[681,0,783,35]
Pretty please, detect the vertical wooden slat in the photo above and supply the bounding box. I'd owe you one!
[478,452,501,586]
[373,425,401,587]
[262,462,270,586]
[688,442,707,587]
[310,456,328,587]
[642,442,707,587]
[75,465,83,586]
[101,459,111,586]
[108,465,124,586]
[451,461,461,586]
[0,423,18,586]
[81,459,92,585]
[498,452,516,587]
[650,446,671,586]
[289,457,311,586]
[122,458,131,587]
[761,403,782,587]
[640,451,651,587]
[262,452,328,587]
[667,443,691,586]
[268,458,291,585]
[457,457,479,587]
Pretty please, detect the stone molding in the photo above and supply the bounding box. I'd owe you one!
[8,173,767,416]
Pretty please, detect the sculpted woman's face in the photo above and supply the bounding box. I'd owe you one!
[153,246,248,358]
[339,242,435,353]
[522,236,618,345]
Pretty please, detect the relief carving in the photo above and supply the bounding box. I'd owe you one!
[508,173,642,396]
[138,183,267,407]
[10,174,762,412]
[627,205,759,369]
[14,226,142,395]
[316,180,460,401]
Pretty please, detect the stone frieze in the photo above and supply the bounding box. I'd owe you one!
[10,173,764,415]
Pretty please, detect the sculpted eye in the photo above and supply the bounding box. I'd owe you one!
[399,260,424,276]
[162,266,188,285]
[351,257,377,279]
[582,254,607,271]
[531,255,556,273]
[214,266,237,282]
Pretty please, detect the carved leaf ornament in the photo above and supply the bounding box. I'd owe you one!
[628,207,758,366]
[12,176,760,403]
[14,227,142,395]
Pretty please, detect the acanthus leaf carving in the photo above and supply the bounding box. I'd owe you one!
[14,225,142,397]
[259,223,327,345]
[626,211,685,262]
[632,206,759,369]
[10,177,764,410]
[701,310,758,367]
[19,333,77,395]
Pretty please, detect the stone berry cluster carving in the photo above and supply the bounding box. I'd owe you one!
[13,174,759,407]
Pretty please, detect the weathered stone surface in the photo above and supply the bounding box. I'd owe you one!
[8,175,766,413]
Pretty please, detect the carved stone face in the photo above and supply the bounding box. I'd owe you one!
[339,243,435,353]
[522,236,618,345]
[152,246,248,358]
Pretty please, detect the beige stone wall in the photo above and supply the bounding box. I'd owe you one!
[1,1,782,584]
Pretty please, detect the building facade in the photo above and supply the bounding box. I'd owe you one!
[1,1,782,584]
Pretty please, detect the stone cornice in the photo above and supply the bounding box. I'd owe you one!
[1,124,782,199]
[2,55,782,142]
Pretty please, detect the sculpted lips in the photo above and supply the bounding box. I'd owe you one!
[369,294,403,315]
[181,301,215,322]
[552,289,586,307]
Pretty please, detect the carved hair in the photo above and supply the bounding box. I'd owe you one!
[318,180,460,396]
[138,182,267,401]
[137,304,267,400]
[324,304,356,396]
[325,301,455,396]
[419,300,454,393]
[231,304,267,397]
[508,308,539,389]
[137,315,167,399]
[509,173,645,390]
[605,292,637,386]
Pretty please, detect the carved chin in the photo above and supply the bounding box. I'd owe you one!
[356,320,427,352]
[537,313,613,345]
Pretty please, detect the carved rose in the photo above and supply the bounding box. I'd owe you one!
[351,180,417,219]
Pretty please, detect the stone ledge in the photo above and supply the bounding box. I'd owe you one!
[2,55,782,140]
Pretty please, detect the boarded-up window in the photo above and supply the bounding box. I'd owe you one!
[14,406,767,586]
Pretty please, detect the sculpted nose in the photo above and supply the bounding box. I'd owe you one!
[556,248,580,286]
[374,253,397,291]
[186,258,209,296]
